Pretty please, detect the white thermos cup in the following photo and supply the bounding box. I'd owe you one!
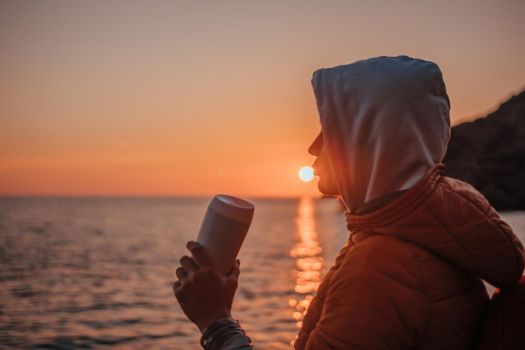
[196,194,254,275]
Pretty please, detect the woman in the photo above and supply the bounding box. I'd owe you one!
[173,56,525,350]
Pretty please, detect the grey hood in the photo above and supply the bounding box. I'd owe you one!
[311,56,451,211]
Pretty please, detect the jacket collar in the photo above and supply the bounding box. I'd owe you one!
[345,163,444,232]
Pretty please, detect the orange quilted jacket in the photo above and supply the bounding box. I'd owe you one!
[294,165,525,350]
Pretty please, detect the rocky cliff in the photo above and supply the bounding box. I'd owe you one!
[443,90,525,210]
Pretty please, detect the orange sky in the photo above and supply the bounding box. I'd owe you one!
[1,1,524,197]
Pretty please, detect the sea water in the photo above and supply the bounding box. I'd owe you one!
[0,197,524,349]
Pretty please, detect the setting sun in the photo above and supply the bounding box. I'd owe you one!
[299,166,314,182]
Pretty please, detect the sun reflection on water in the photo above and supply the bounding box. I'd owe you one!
[289,197,323,336]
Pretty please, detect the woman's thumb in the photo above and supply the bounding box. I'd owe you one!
[227,259,241,280]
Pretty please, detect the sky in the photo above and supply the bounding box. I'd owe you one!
[1,0,524,197]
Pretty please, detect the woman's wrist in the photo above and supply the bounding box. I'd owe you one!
[197,312,232,333]
[200,316,251,350]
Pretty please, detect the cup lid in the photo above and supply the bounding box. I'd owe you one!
[209,194,254,224]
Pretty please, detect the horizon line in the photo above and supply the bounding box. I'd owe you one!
[0,193,330,200]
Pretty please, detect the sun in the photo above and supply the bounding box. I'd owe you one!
[298,166,314,182]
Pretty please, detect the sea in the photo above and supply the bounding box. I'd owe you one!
[0,197,524,350]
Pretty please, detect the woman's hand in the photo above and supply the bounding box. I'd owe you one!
[173,241,240,332]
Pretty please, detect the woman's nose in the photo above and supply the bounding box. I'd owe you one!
[308,132,323,156]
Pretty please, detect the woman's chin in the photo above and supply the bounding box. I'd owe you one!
[317,181,339,196]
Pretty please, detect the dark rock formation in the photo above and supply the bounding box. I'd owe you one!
[443,90,525,210]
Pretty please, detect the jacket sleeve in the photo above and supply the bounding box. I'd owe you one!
[220,334,253,349]
[439,177,525,289]
[302,236,428,350]
[484,210,525,288]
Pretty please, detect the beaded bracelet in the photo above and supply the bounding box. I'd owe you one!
[200,317,249,350]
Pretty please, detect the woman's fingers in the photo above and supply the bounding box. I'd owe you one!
[186,241,213,268]
[227,259,241,280]
[172,280,182,294]
[180,255,198,274]
[175,267,187,281]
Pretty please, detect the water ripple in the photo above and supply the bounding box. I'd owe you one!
[0,197,351,349]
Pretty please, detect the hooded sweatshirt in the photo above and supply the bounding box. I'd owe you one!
[294,56,525,350]
[311,55,450,211]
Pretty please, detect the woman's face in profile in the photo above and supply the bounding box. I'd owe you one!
[308,132,339,196]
